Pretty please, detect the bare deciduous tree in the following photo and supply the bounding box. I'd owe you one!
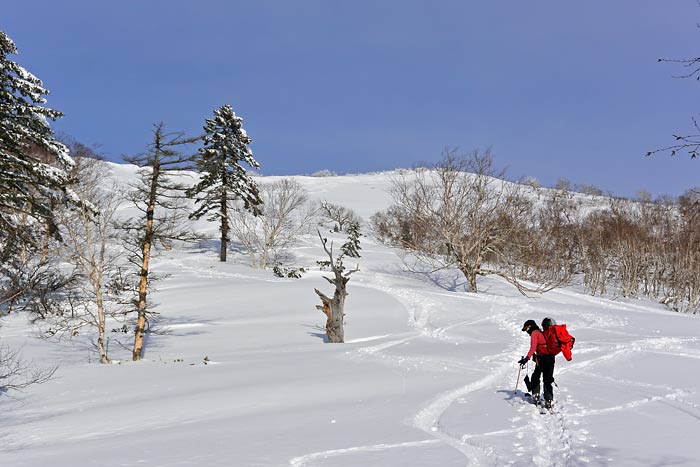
[523,187,581,283]
[387,148,547,294]
[0,254,74,319]
[645,116,700,159]
[647,2,700,160]
[319,201,361,232]
[54,156,127,363]
[230,179,317,269]
[0,345,56,394]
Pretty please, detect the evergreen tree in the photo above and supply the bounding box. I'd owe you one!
[188,105,262,262]
[0,30,72,256]
[340,221,362,258]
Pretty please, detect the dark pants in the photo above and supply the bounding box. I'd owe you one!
[531,354,556,402]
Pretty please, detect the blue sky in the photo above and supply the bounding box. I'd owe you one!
[5,1,699,197]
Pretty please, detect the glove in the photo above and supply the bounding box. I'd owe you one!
[518,356,529,366]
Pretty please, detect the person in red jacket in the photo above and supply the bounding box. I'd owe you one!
[518,319,555,408]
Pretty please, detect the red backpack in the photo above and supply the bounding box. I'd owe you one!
[543,324,576,361]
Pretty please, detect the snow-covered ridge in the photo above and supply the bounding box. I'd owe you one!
[103,160,620,222]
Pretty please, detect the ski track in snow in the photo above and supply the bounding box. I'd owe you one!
[363,273,584,467]
[288,263,700,466]
[288,439,443,467]
[288,270,586,466]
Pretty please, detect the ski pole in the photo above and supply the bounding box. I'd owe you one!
[514,362,522,392]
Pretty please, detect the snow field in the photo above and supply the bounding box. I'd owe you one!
[2,171,700,466]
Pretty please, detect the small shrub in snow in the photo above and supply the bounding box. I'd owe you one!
[111,325,129,334]
[272,265,306,279]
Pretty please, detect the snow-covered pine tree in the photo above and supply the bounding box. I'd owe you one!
[187,105,262,262]
[0,30,68,390]
[0,30,72,259]
[340,221,362,258]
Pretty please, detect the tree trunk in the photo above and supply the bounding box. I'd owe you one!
[95,283,109,364]
[467,270,478,293]
[132,212,154,360]
[132,153,160,361]
[40,217,52,265]
[315,288,345,343]
[459,265,478,293]
[220,189,228,262]
[314,230,357,343]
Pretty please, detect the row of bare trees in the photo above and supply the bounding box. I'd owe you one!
[575,194,700,312]
[372,149,700,312]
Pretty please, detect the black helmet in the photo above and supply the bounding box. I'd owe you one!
[522,319,537,332]
[541,317,556,329]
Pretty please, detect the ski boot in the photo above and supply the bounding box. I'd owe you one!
[544,399,552,410]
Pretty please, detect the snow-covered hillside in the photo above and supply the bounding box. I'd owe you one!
[2,166,700,467]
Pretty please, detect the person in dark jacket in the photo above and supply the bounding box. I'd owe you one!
[518,319,556,408]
